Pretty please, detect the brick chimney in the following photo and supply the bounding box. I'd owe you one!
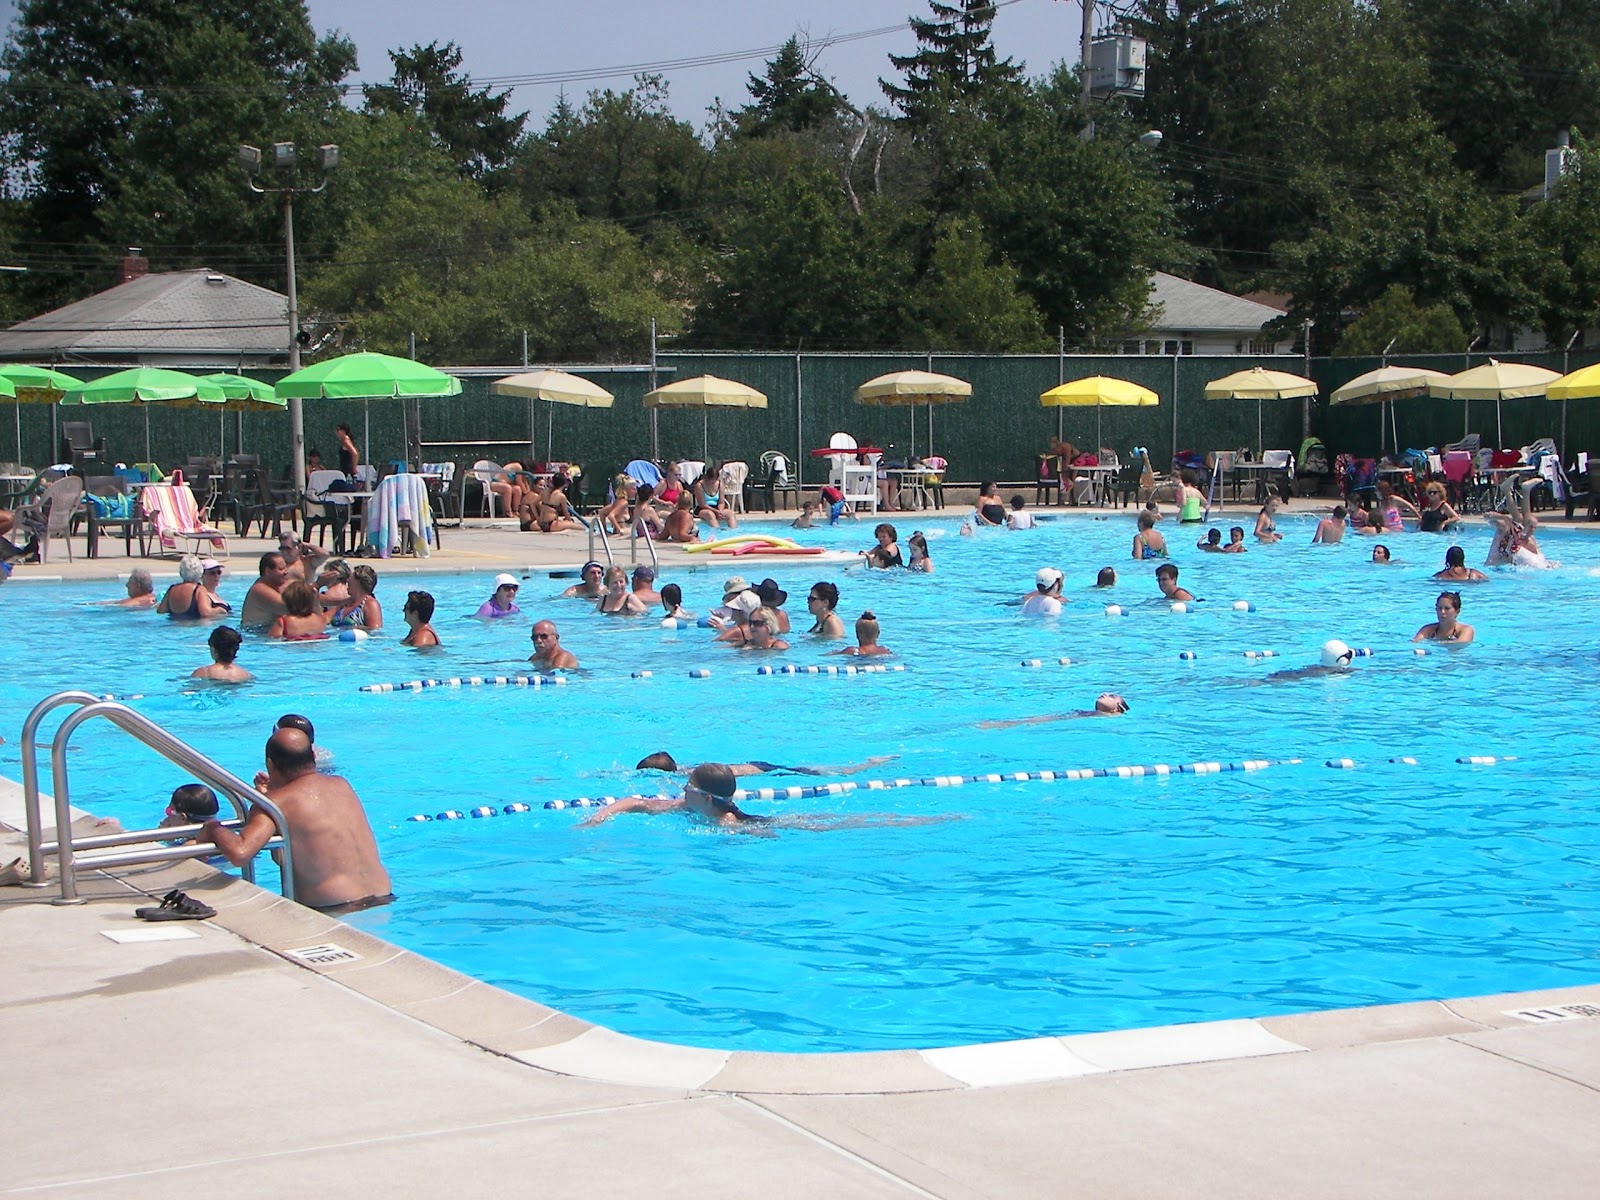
[119,247,148,284]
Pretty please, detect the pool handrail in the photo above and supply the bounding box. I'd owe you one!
[574,509,615,571]
[20,693,294,903]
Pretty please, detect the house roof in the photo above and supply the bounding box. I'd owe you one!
[0,269,289,361]
[1148,272,1286,335]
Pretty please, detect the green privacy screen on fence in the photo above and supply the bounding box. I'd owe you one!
[11,349,1600,492]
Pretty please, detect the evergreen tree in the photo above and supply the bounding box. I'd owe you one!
[881,0,1021,126]
[363,41,525,178]
[736,37,847,137]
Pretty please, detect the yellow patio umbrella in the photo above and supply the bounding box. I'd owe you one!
[855,370,971,457]
[1204,367,1318,454]
[1040,376,1158,446]
[492,369,614,462]
[1330,365,1450,455]
[643,374,767,460]
[1543,362,1600,400]
[1427,359,1560,444]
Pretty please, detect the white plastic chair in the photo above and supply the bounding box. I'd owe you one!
[677,460,706,486]
[720,461,749,513]
[467,460,506,518]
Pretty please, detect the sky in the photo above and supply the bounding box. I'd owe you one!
[298,0,1090,129]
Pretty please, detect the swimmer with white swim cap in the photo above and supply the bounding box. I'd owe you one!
[1250,640,1355,684]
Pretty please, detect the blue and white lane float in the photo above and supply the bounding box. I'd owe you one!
[403,757,1303,821]
[1178,646,1383,661]
[1020,658,1077,668]
[360,674,568,694]
[755,663,907,676]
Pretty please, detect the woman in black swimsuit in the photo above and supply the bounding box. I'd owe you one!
[156,554,230,620]
[864,522,902,569]
[596,565,646,616]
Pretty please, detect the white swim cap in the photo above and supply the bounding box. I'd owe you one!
[1320,639,1353,667]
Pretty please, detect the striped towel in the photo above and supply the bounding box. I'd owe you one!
[364,473,434,559]
[139,483,227,555]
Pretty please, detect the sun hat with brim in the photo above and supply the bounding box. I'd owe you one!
[722,575,752,599]
[756,578,788,606]
[200,558,223,572]
[728,591,762,615]
[494,573,520,589]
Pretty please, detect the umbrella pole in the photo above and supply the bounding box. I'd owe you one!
[1378,401,1385,456]
[1256,399,1263,457]
[14,401,20,462]
[546,402,554,464]
[364,399,371,468]
[144,406,151,462]
[1390,401,1399,456]
[1496,398,1503,449]
[909,407,915,459]
[702,410,709,462]
[219,406,225,462]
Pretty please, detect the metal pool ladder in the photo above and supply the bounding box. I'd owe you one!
[18,691,294,904]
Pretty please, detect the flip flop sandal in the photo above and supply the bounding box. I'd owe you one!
[135,889,216,921]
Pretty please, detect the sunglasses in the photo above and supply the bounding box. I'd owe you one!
[749,619,769,628]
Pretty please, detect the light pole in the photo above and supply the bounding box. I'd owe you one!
[238,141,338,492]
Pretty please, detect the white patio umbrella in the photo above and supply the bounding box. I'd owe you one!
[491,369,614,463]
[1329,365,1450,454]
[643,375,767,460]
[1427,360,1560,445]
[1203,367,1317,455]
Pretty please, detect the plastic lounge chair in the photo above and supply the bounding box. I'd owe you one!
[1259,449,1295,503]
[623,460,663,490]
[463,461,508,518]
[302,469,347,547]
[14,475,84,563]
[1560,454,1595,520]
[139,478,229,559]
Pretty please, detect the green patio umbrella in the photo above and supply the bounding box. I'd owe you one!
[273,351,462,400]
[200,373,287,462]
[0,366,43,462]
[276,353,462,478]
[60,367,224,461]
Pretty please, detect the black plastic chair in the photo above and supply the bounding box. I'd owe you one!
[233,466,299,538]
[1111,453,1146,509]
[79,477,149,557]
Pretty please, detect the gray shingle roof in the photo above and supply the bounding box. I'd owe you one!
[0,269,288,360]
[1148,272,1286,334]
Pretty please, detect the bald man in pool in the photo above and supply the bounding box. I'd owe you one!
[197,727,392,914]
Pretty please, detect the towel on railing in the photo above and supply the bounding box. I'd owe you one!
[364,473,434,559]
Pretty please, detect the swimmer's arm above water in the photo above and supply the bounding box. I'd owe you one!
[579,795,683,825]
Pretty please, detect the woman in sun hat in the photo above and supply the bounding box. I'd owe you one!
[754,577,791,633]
[475,573,522,619]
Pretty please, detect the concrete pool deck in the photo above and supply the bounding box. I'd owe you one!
[6,502,1600,1196]
[5,815,1600,1199]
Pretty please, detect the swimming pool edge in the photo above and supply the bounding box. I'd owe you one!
[9,779,1598,1099]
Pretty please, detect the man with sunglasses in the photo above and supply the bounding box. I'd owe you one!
[529,619,578,670]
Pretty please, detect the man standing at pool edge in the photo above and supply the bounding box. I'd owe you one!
[198,727,393,913]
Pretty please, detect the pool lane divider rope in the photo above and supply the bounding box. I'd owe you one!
[360,674,568,693]
[1327,754,1517,769]
[403,756,1304,822]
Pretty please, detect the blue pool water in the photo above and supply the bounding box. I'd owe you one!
[3,512,1600,1052]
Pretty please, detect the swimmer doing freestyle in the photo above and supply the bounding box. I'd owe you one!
[581,762,960,834]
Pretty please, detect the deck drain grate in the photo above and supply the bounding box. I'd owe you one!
[1504,1004,1600,1023]
[285,943,361,966]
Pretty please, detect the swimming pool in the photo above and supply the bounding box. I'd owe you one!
[4,511,1600,1052]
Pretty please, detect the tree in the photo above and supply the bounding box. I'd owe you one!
[362,41,524,178]
[880,0,1023,207]
[735,37,847,137]
[1405,0,1600,191]
[303,179,683,363]
[1527,134,1600,345]
[513,76,712,246]
[909,218,1045,350]
[0,0,354,307]
[1336,284,1470,355]
[976,72,1177,342]
[685,150,910,349]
